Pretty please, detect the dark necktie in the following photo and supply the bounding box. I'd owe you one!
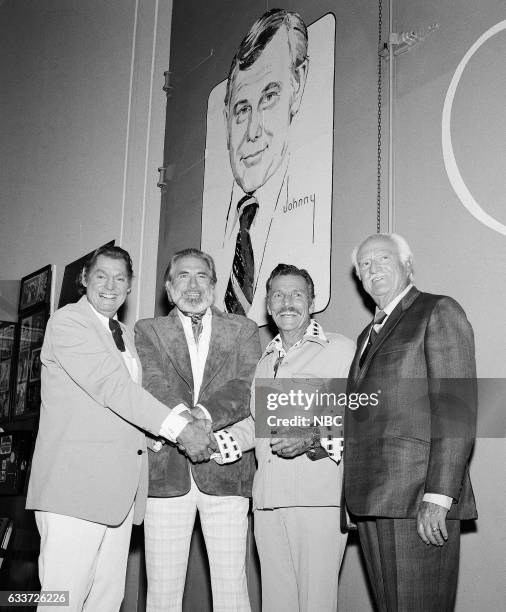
[359,310,386,368]
[109,318,125,352]
[224,195,259,315]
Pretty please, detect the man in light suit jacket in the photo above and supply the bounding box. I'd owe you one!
[134,248,260,611]
[26,245,211,612]
[344,233,477,612]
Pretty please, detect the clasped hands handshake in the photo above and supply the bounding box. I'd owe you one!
[176,407,219,463]
[175,414,315,463]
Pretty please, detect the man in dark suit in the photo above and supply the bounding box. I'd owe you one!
[135,248,260,612]
[344,233,477,612]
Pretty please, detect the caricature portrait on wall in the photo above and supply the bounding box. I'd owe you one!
[201,9,335,325]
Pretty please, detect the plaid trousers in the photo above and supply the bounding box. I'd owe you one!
[144,474,250,612]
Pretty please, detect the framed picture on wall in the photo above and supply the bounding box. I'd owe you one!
[0,431,34,495]
[0,322,18,423]
[201,12,335,326]
[12,309,48,419]
[18,265,52,313]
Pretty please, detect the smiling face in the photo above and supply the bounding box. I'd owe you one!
[83,255,131,318]
[356,236,412,309]
[225,28,306,194]
[166,255,215,314]
[267,274,314,345]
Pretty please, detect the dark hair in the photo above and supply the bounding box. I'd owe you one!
[79,245,133,295]
[224,8,308,108]
[164,248,217,285]
[266,263,315,300]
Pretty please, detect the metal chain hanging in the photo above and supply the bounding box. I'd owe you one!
[376,0,383,233]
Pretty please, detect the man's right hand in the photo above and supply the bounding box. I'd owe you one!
[177,417,213,463]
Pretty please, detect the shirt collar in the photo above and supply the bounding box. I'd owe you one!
[176,307,212,326]
[265,319,328,355]
[87,300,118,330]
[379,283,413,317]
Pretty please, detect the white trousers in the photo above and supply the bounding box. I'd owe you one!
[254,506,347,612]
[144,476,250,612]
[35,506,134,612]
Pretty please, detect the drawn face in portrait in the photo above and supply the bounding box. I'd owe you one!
[225,28,307,195]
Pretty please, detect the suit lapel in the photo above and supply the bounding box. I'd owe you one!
[352,287,421,386]
[200,307,238,395]
[153,309,193,388]
[349,327,369,386]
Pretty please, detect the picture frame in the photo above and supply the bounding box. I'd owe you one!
[11,308,48,419]
[0,322,18,423]
[18,265,52,314]
[0,431,34,495]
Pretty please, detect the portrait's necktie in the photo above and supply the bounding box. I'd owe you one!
[224,195,259,315]
[359,309,387,368]
[109,318,125,352]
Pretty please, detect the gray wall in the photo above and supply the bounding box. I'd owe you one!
[0,0,172,324]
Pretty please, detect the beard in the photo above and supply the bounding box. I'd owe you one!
[171,286,214,313]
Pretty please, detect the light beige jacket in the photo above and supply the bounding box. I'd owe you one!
[228,325,355,509]
[26,296,170,526]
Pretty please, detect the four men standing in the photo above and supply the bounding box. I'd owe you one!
[27,236,477,611]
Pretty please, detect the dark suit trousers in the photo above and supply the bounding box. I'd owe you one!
[357,518,460,612]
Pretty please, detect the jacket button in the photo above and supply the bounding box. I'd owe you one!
[137,449,143,455]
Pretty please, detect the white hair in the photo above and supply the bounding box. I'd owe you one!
[351,233,414,280]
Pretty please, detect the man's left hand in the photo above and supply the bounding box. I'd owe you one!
[417,501,449,546]
[270,426,313,458]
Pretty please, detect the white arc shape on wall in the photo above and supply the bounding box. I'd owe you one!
[442,20,506,236]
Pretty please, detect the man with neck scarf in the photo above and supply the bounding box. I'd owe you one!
[135,248,260,611]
